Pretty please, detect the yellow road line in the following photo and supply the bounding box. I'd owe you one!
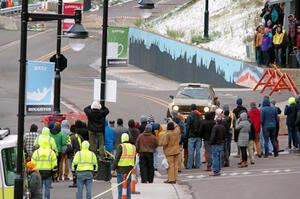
[36,45,71,61]
[61,83,169,108]
[122,91,169,105]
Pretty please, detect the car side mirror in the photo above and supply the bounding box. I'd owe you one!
[169,95,174,99]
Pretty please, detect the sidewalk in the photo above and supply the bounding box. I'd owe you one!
[111,176,193,199]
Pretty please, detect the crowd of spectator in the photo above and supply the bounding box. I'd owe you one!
[0,0,13,9]
[254,1,300,68]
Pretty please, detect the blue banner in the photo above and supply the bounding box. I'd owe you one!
[26,60,55,114]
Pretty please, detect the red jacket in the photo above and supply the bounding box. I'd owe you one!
[248,108,261,134]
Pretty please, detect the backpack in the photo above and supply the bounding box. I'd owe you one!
[190,113,202,137]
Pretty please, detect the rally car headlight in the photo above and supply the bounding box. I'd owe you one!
[173,105,179,111]
[204,106,210,113]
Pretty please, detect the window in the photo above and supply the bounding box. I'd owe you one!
[2,147,17,186]
[176,87,211,100]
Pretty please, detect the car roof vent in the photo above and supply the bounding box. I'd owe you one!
[0,128,10,140]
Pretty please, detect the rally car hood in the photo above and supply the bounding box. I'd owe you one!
[172,98,212,106]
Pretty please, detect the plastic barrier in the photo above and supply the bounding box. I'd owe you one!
[253,65,299,96]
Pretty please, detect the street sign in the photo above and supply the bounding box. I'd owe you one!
[63,2,83,32]
[107,26,129,65]
[93,79,117,103]
[25,61,55,115]
[50,54,68,71]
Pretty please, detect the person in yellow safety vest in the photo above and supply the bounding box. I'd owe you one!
[31,137,57,199]
[223,105,236,167]
[72,141,98,199]
[67,124,83,187]
[112,133,136,199]
[34,127,57,153]
[273,24,287,67]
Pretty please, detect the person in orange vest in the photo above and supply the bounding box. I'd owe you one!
[112,133,136,199]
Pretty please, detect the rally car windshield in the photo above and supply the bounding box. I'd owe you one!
[175,88,211,99]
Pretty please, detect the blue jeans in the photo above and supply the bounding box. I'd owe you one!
[117,173,132,199]
[224,134,232,166]
[287,125,298,148]
[263,50,270,67]
[260,127,273,154]
[76,171,93,199]
[263,127,278,157]
[187,137,202,169]
[274,47,283,66]
[256,46,262,66]
[296,50,300,66]
[211,145,223,174]
[42,177,51,199]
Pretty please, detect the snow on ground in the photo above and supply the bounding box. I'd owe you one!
[150,0,263,61]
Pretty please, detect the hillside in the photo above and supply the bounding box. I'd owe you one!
[146,0,264,61]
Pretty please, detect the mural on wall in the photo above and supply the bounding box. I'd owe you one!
[129,28,264,88]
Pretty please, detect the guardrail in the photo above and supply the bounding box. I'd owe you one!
[0,3,42,16]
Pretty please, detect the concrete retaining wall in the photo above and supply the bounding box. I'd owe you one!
[128,28,264,88]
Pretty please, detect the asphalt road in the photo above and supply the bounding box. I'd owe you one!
[0,1,298,198]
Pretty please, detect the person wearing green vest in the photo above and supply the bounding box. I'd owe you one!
[34,127,57,153]
[112,133,136,199]
[49,122,67,182]
[31,137,57,199]
[72,141,98,199]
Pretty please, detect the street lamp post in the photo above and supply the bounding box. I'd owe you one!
[100,0,109,139]
[53,0,64,113]
[14,2,88,198]
[204,0,209,38]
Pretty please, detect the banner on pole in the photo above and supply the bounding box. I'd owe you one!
[26,61,55,115]
[63,2,83,32]
[93,79,117,103]
[107,26,129,65]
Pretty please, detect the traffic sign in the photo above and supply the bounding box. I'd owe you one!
[50,54,68,71]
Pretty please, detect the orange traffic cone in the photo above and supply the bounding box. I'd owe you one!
[131,168,140,194]
[122,175,128,199]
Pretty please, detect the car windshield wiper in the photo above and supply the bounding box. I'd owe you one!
[180,93,193,98]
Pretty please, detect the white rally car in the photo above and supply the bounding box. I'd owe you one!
[167,83,219,118]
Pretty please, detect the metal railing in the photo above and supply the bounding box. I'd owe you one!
[0,3,42,16]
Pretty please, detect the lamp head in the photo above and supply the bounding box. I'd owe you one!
[64,10,88,51]
[138,0,155,9]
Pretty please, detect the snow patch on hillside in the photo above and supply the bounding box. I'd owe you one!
[151,0,263,61]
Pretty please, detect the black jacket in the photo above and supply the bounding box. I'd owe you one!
[233,105,248,119]
[210,123,225,145]
[84,106,109,133]
[112,142,135,174]
[249,121,256,141]
[200,119,216,141]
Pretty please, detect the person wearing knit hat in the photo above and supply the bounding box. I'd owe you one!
[26,161,42,199]
[284,97,299,149]
[147,114,155,124]
[84,101,109,159]
[139,115,148,133]
[135,124,158,183]
[221,104,235,167]
[186,103,202,169]
[112,133,136,198]
[270,100,282,151]
[248,102,262,158]
[233,98,247,119]
[91,101,101,110]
